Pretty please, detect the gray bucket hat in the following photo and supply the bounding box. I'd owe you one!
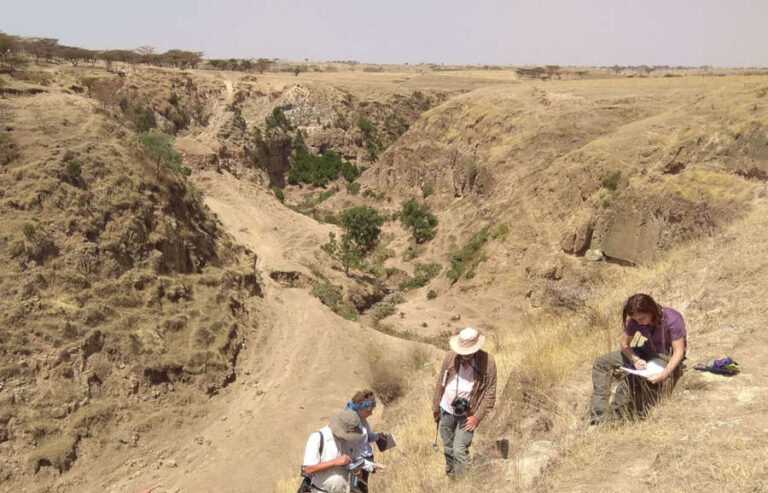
[329,409,363,442]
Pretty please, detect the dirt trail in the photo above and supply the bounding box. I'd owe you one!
[90,172,422,492]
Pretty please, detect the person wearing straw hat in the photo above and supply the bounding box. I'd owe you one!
[431,327,497,478]
[302,409,364,492]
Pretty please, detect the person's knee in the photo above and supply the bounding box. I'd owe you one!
[592,353,615,371]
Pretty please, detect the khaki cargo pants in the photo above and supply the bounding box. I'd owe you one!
[590,342,683,421]
[439,412,474,478]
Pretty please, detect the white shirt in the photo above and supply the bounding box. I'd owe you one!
[439,362,476,415]
[303,426,356,493]
[356,419,376,472]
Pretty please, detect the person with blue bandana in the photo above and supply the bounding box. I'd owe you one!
[344,389,388,492]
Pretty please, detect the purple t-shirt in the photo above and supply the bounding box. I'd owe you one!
[624,307,686,355]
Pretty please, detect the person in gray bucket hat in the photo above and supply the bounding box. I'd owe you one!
[302,409,364,492]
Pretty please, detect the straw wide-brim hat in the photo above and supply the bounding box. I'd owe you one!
[329,409,363,442]
[449,327,486,355]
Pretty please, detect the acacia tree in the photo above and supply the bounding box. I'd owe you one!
[135,45,155,63]
[0,32,18,68]
[400,198,438,243]
[321,206,384,276]
[255,58,273,73]
[139,132,182,177]
[340,206,384,254]
[58,46,91,66]
[322,232,361,276]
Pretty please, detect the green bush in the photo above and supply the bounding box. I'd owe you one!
[310,283,342,310]
[288,148,359,187]
[271,186,285,202]
[338,303,359,321]
[447,227,489,281]
[341,161,361,182]
[132,105,156,133]
[490,222,509,241]
[370,301,396,322]
[427,290,437,300]
[357,116,376,136]
[65,161,82,182]
[22,223,36,241]
[400,262,442,290]
[321,212,339,225]
[357,116,383,161]
[403,244,422,261]
[422,184,434,198]
[400,198,438,243]
[168,92,181,106]
[318,189,335,202]
[265,106,291,130]
[346,182,361,195]
[602,171,621,191]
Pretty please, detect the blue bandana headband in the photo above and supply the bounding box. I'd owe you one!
[345,399,377,411]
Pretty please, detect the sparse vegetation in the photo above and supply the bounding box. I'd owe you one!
[0,132,19,166]
[21,222,36,241]
[309,282,342,310]
[364,344,405,405]
[346,181,361,195]
[402,244,422,261]
[447,227,489,281]
[64,160,82,183]
[271,186,285,202]
[357,116,383,161]
[427,289,437,300]
[490,222,509,241]
[400,262,442,290]
[370,301,397,323]
[602,170,622,190]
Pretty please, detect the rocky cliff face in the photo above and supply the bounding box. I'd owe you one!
[362,80,765,271]
[0,75,261,482]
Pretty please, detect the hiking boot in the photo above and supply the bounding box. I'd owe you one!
[586,410,606,426]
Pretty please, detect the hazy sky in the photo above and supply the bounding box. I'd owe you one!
[3,0,767,66]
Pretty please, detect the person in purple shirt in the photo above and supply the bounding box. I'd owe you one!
[589,293,687,424]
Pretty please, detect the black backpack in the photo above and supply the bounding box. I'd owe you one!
[298,431,324,493]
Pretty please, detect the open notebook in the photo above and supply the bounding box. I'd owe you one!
[620,360,665,379]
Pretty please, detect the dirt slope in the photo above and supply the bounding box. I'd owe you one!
[545,195,768,492]
[76,171,430,492]
[3,64,768,493]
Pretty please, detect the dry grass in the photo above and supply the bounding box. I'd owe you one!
[279,197,768,492]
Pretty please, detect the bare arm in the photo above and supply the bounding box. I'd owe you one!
[648,338,685,384]
[619,333,646,369]
[303,455,349,476]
